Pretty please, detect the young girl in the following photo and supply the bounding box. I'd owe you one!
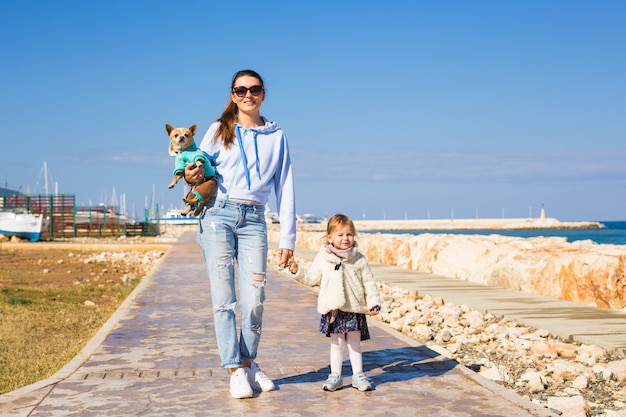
[288,214,381,392]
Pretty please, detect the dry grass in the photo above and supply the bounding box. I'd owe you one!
[0,244,165,395]
[0,281,137,394]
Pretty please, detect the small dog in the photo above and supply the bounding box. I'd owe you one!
[165,123,217,216]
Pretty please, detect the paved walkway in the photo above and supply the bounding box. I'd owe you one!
[1,231,563,416]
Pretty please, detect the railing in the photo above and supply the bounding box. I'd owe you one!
[0,194,159,239]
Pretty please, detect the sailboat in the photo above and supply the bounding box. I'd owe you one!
[0,211,45,241]
[1,164,48,241]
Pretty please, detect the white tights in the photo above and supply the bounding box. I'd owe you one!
[329,331,362,375]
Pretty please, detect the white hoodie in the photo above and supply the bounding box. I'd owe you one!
[198,119,296,250]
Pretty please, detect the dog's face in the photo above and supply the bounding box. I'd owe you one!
[166,124,198,155]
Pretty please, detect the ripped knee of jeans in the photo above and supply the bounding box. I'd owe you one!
[252,272,266,288]
[216,256,234,270]
[215,301,237,312]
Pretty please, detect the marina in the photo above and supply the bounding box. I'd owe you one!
[158,209,199,226]
[74,205,129,226]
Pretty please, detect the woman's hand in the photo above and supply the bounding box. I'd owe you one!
[184,163,205,185]
[277,249,294,269]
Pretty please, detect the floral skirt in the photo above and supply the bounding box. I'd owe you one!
[319,310,370,341]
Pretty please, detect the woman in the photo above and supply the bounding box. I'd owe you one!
[185,69,296,399]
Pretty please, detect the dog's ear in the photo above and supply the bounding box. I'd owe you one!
[165,124,173,135]
[189,124,198,135]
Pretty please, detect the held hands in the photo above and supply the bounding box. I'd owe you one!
[184,162,205,185]
[278,249,297,273]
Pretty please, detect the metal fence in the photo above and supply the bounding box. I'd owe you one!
[0,194,159,239]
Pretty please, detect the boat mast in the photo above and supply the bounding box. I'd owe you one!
[43,161,49,195]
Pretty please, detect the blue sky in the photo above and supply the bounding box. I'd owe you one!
[1,0,625,222]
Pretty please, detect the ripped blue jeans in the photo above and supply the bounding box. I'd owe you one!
[197,198,268,368]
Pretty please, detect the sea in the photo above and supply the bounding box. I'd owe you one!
[361,220,626,246]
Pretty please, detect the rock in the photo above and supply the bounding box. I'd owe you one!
[122,273,137,285]
[531,341,558,358]
[576,344,607,366]
[480,364,514,383]
[84,300,96,307]
[572,375,588,390]
[606,359,626,382]
[554,341,578,359]
[603,408,626,417]
[408,324,434,341]
[438,329,454,343]
[549,362,584,384]
[546,395,588,417]
[536,329,551,338]
[519,370,546,393]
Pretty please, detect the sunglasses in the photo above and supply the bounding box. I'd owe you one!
[232,85,264,98]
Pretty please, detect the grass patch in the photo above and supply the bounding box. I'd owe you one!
[0,282,137,394]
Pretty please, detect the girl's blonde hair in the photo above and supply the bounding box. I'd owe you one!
[326,213,357,236]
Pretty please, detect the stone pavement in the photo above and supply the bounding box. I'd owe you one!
[0,231,557,417]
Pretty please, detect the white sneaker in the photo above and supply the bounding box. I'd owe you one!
[322,372,343,391]
[230,368,253,399]
[351,372,372,391]
[248,361,276,392]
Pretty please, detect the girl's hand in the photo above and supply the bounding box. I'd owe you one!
[369,305,380,316]
[184,163,205,185]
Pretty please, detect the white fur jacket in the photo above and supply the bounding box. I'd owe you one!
[292,243,381,315]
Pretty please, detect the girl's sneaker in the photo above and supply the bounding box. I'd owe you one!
[351,372,372,391]
[322,372,343,391]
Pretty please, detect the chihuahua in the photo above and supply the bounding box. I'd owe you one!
[165,123,217,216]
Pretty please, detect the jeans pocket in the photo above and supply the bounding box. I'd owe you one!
[206,198,226,215]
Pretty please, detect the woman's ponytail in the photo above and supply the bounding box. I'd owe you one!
[214,100,238,149]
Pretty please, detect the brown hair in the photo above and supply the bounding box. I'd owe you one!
[213,69,265,149]
[326,214,357,236]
